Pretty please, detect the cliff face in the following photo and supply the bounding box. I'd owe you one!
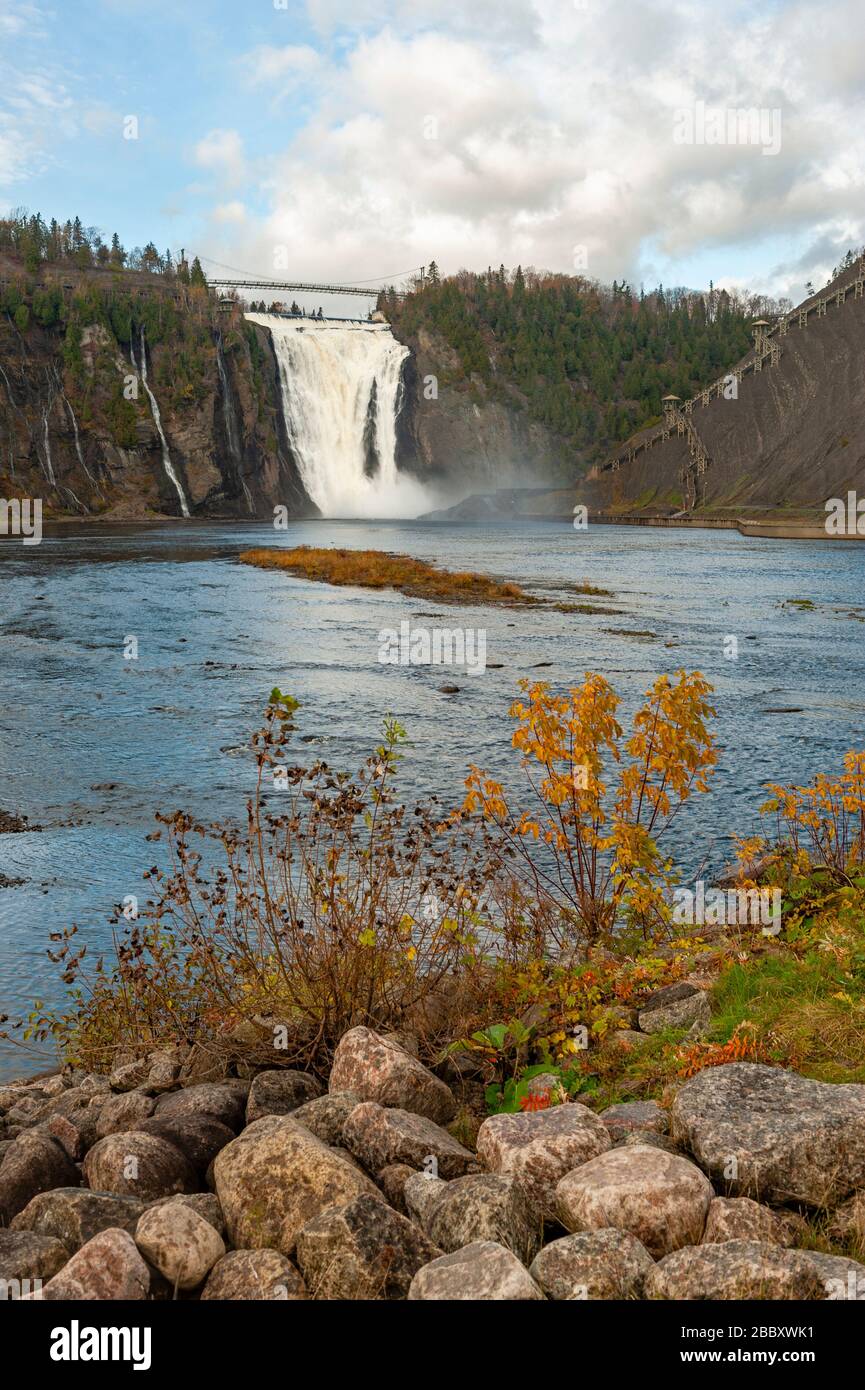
[393,325,567,491]
[581,261,865,522]
[0,262,317,520]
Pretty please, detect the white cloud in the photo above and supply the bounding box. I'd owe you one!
[243,44,322,86]
[203,0,865,298]
[193,129,247,190]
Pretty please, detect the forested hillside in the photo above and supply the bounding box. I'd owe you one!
[385,266,788,464]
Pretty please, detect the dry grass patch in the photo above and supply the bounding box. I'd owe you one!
[239,546,539,606]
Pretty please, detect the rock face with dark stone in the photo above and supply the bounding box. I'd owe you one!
[0,1130,81,1223]
[343,1102,478,1178]
[295,1193,442,1299]
[638,991,710,1035]
[83,1132,198,1202]
[671,1062,865,1207]
[408,1240,545,1301]
[329,1028,456,1124]
[555,1144,713,1257]
[291,1092,360,1147]
[11,1188,147,1252]
[245,1070,323,1125]
[476,1103,611,1221]
[423,1174,542,1265]
[645,1240,826,1300]
[214,1115,378,1255]
[201,1249,309,1300]
[530,1229,655,1300]
[0,1228,69,1286]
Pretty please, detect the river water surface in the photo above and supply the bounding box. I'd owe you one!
[2,518,864,1078]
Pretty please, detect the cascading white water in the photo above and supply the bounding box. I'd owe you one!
[133,327,191,518]
[245,314,430,518]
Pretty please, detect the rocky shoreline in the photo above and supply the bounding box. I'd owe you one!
[2,1021,865,1301]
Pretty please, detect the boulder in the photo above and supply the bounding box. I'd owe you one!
[0,1129,80,1223]
[638,990,710,1035]
[214,1115,378,1255]
[641,981,699,1013]
[329,1027,456,1124]
[37,1227,151,1300]
[145,1051,184,1093]
[376,1163,416,1215]
[83,1132,198,1201]
[702,1196,796,1246]
[403,1172,448,1225]
[109,1058,151,1092]
[291,1092,360,1147]
[135,1201,226,1291]
[408,1240,545,1301]
[11,1188,147,1252]
[645,1240,825,1300]
[600,1099,668,1143]
[424,1174,541,1264]
[801,1250,865,1300]
[0,1229,69,1286]
[245,1070,323,1125]
[145,1192,225,1238]
[155,1082,247,1132]
[556,1143,713,1257]
[201,1249,308,1300]
[530,1229,655,1300]
[343,1102,478,1179]
[670,1062,865,1207]
[476,1103,611,1221]
[295,1193,442,1299]
[620,1130,682,1154]
[135,1113,235,1175]
[95,1090,156,1139]
[826,1191,865,1247]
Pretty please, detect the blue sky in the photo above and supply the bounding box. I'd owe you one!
[3,0,864,304]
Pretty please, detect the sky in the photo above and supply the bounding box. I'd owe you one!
[2,0,865,311]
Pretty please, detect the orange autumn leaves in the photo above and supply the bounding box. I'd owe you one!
[461,670,717,942]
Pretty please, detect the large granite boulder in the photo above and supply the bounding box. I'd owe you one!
[343,1102,478,1178]
[83,1132,198,1201]
[329,1028,456,1124]
[0,1129,80,1223]
[0,1229,69,1287]
[11,1188,147,1252]
[702,1196,797,1246]
[424,1174,541,1264]
[476,1103,611,1221]
[201,1249,308,1300]
[295,1193,442,1299]
[135,1201,225,1291]
[600,1099,668,1144]
[290,1092,360,1147]
[530,1228,655,1300]
[154,1082,247,1132]
[245,1070,322,1125]
[671,1063,865,1207]
[213,1115,378,1255]
[408,1240,545,1301]
[645,1240,826,1300]
[37,1227,151,1300]
[555,1143,713,1256]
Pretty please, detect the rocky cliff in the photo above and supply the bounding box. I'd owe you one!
[0,260,315,521]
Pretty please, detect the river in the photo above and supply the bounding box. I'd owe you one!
[1,518,864,1078]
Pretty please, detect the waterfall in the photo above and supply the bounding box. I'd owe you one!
[245,314,429,518]
[41,406,56,486]
[133,327,191,518]
[63,393,99,488]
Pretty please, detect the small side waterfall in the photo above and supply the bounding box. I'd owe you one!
[63,393,99,488]
[245,314,429,518]
[41,406,56,486]
[133,326,191,518]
